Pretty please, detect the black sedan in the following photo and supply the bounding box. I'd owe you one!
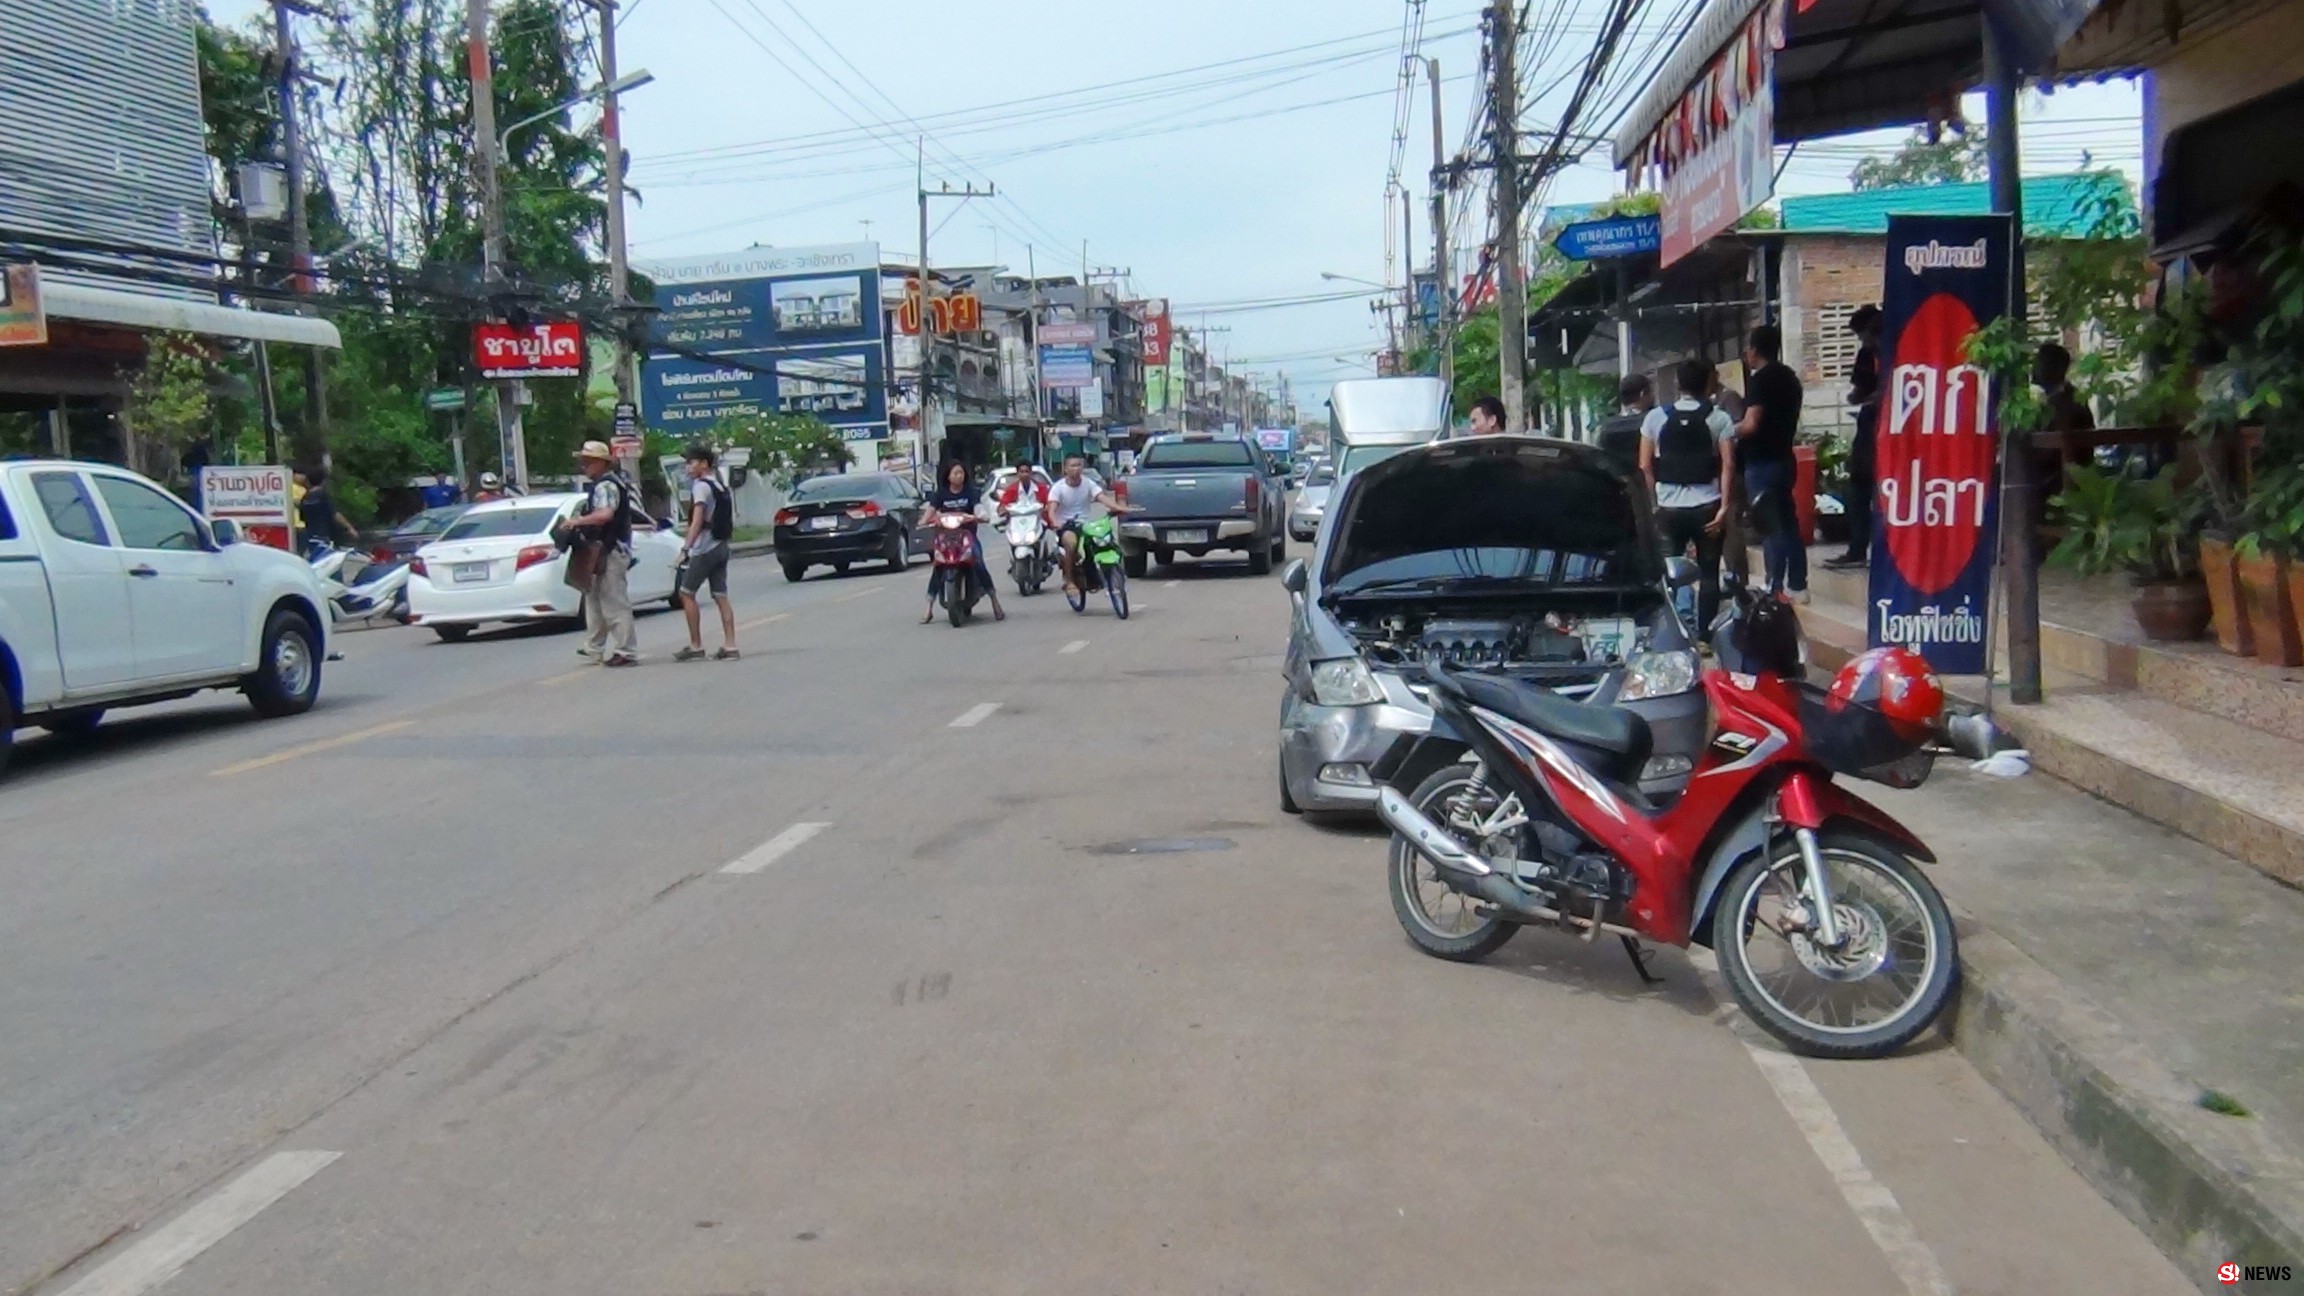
[773,472,931,581]
[369,504,471,565]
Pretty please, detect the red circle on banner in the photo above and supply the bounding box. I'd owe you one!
[1881,292,1994,595]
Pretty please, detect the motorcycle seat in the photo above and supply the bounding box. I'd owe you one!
[1432,666,1653,781]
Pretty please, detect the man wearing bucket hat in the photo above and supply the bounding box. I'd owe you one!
[564,440,640,666]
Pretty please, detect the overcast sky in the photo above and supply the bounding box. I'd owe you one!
[210,0,2145,411]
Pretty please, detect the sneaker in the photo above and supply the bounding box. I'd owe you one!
[1822,553,1867,569]
[713,647,741,661]
[576,644,601,659]
[672,646,707,662]
[603,653,639,668]
[1792,588,1812,606]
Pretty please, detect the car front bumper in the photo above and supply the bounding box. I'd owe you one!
[1279,675,1708,814]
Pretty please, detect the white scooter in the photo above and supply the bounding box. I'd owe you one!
[1002,500,1057,596]
[310,545,411,626]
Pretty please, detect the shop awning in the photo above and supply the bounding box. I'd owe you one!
[41,281,341,349]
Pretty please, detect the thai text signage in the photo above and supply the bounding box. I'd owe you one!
[1660,93,1772,268]
[1867,214,2013,674]
[199,465,293,551]
[473,321,583,379]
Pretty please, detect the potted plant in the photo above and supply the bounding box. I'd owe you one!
[2047,463,2211,641]
[2198,223,2304,664]
[2238,461,2304,665]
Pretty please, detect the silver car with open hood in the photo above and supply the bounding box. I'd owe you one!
[1278,434,1707,814]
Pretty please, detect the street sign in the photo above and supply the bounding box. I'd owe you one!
[1551,215,1662,261]
[1039,320,1095,346]
[1039,344,1094,388]
[424,388,465,411]
[473,321,584,378]
[612,401,640,437]
[609,433,645,459]
[199,465,293,551]
[0,264,46,347]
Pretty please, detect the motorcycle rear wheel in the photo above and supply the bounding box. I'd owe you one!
[1713,829,1958,1059]
[1388,763,1517,962]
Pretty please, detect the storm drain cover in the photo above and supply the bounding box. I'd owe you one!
[1086,836,1236,856]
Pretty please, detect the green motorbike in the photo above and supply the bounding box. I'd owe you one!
[1065,514,1130,620]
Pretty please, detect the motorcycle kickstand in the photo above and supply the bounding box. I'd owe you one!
[1618,934,1663,985]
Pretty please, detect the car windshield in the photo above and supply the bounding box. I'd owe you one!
[441,506,560,540]
[1305,465,1336,487]
[1339,444,1414,477]
[790,476,886,503]
[1139,441,1254,469]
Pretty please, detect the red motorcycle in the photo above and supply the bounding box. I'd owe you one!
[930,512,984,627]
[1377,587,1958,1058]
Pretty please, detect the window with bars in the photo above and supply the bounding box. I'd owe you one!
[1811,303,1862,383]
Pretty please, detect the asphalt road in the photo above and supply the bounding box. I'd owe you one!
[2,543,2193,1296]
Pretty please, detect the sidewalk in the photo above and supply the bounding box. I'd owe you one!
[1779,547,2304,1287]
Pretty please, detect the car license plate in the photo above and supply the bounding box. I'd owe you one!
[453,562,491,583]
[1168,529,1208,545]
[806,515,838,531]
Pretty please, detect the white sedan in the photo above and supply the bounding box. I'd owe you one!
[406,493,684,641]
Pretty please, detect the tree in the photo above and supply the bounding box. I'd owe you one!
[1851,128,1987,190]
[685,412,856,489]
[123,334,214,485]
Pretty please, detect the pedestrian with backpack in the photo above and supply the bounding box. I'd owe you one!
[1641,359,1738,631]
[674,443,740,661]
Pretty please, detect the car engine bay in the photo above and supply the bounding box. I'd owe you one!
[1342,603,1653,672]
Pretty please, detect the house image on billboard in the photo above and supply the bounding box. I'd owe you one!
[771,277,864,334]
[777,354,868,415]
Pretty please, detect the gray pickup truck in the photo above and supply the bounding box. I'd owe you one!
[1114,434,1288,578]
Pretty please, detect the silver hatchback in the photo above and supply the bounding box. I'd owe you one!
[1278,435,1708,815]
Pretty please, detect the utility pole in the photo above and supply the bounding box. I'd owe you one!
[1399,186,1415,351]
[1427,56,1451,389]
[1489,0,1527,432]
[915,145,994,488]
[272,0,328,465]
[593,0,637,410]
[1984,20,2041,706]
[466,0,527,491]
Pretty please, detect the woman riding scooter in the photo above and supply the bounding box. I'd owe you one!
[920,460,1005,624]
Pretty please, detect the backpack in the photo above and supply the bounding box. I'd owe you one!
[702,477,733,542]
[1653,401,1721,487]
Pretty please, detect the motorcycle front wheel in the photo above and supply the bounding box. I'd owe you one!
[1388,763,1518,962]
[1104,559,1129,619]
[946,571,971,627]
[1713,828,1958,1059]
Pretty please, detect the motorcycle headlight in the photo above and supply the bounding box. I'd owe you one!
[1310,658,1384,707]
[1619,649,1699,700]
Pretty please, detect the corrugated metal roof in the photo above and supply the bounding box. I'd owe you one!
[1779,172,2136,237]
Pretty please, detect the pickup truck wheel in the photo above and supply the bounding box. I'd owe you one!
[1123,550,1148,579]
[39,709,105,738]
[246,608,323,718]
[1247,538,1274,576]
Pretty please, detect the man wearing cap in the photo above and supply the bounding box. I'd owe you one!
[568,441,639,666]
[1826,305,1883,570]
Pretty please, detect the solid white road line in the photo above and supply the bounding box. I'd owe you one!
[209,722,411,777]
[54,1150,340,1296]
[1687,951,1955,1296]
[948,702,1001,728]
[1059,640,1089,655]
[720,822,831,875]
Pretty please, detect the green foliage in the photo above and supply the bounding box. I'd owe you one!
[126,335,213,455]
[2047,463,2197,582]
[2199,1089,2252,1118]
[2196,225,2304,556]
[1851,128,1987,190]
[196,12,273,177]
[695,412,855,488]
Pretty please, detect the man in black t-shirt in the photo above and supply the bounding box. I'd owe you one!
[1735,324,1807,601]
[1592,373,1652,466]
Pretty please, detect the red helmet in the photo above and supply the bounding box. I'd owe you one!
[1826,646,1945,739]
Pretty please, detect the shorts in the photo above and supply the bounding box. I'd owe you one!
[680,545,729,596]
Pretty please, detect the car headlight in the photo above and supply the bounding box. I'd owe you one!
[1309,658,1384,707]
[1619,649,1698,700]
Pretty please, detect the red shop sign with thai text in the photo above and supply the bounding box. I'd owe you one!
[473,321,584,379]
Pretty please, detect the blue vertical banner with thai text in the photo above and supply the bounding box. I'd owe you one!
[1868,214,2013,674]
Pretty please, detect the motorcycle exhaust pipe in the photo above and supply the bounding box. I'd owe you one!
[1376,787,1635,939]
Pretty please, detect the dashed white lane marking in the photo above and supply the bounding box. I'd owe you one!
[1688,950,1955,1296]
[736,611,792,632]
[719,822,830,875]
[1059,640,1089,655]
[948,702,1001,728]
[1163,580,1182,589]
[831,585,884,603]
[209,722,410,777]
[54,1150,340,1296]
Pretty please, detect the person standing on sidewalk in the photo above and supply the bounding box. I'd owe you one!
[1706,364,1752,584]
[1593,373,1653,466]
[1826,305,1883,570]
[1734,325,1808,602]
[1641,359,1736,630]
[1466,395,1507,436]
[673,443,740,662]
[567,441,639,667]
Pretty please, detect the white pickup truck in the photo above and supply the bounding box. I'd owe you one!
[0,459,330,773]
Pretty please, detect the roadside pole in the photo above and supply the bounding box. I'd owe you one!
[1490,0,1527,432]
[1427,56,1451,389]
[1984,19,2042,705]
[271,0,329,464]
[913,149,994,487]
[466,0,529,491]
[594,0,637,407]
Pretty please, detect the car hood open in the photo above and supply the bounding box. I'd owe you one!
[1319,436,1662,595]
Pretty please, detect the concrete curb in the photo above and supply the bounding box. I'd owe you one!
[726,538,774,558]
[1949,920,2304,1294]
